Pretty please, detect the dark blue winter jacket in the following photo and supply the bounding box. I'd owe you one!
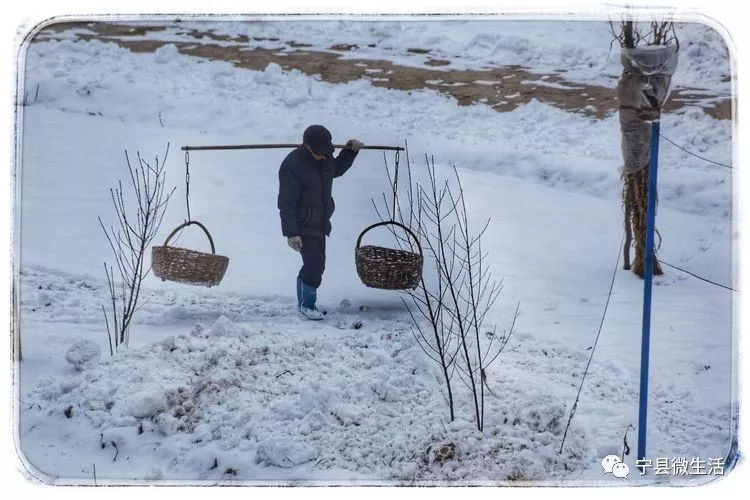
[278,146,358,238]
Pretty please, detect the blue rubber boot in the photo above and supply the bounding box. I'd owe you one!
[296,278,303,309]
[299,281,324,321]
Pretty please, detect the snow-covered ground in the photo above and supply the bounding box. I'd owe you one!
[36,19,731,92]
[14,19,736,485]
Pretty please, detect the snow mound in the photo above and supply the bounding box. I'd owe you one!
[257,62,284,84]
[209,315,245,338]
[121,388,168,418]
[256,437,319,467]
[520,395,566,434]
[28,313,591,481]
[65,339,101,371]
[154,43,179,63]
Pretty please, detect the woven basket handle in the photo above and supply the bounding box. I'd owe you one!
[162,220,217,254]
[355,220,423,257]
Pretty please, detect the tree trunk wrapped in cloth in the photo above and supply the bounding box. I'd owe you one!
[617,44,678,278]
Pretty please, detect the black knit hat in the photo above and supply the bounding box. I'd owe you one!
[303,125,335,158]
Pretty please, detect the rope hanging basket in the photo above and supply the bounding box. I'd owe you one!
[152,220,229,287]
[355,220,423,290]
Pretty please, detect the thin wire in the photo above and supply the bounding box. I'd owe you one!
[392,150,400,218]
[184,150,192,222]
[560,234,624,454]
[652,133,736,289]
[658,133,733,170]
[660,260,737,292]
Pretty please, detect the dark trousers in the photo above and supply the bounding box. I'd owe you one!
[298,236,326,289]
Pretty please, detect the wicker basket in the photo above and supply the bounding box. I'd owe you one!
[152,220,229,287]
[355,220,423,290]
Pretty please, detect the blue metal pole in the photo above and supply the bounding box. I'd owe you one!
[637,119,660,473]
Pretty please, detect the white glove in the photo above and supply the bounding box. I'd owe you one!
[345,139,364,152]
[287,236,303,252]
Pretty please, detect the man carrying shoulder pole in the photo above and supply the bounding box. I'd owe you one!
[277,125,364,320]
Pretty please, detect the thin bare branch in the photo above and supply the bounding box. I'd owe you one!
[101,145,175,352]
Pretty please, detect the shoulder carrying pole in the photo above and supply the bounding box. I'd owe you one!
[181,143,404,152]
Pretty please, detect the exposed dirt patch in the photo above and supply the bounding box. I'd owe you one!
[42,21,169,38]
[33,21,732,120]
[424,59,451,67]
[329,43,358,51]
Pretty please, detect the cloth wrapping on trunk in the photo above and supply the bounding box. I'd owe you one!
[617,45,678,173]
